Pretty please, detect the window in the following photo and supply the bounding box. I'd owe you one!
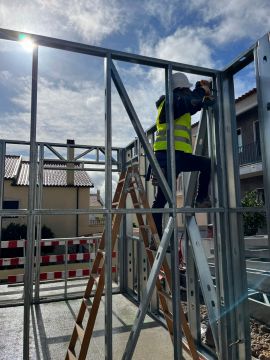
[254,120,260,144]
[253,120,261,157]
[256,188,265,204]
[3,200,19,209]
[2,200,19,218]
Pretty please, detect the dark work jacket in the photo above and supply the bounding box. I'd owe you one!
[156,87,206,124]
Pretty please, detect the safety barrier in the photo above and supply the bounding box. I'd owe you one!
[0,235,118,284]
[8,266,117,283]
[1,237,99,248]
[0,251,117,267]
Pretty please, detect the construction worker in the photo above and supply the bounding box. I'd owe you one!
[151,72,213,239]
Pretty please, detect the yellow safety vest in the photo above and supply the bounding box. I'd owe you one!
[153,99,192,153]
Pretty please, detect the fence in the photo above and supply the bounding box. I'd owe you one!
[0,235,118,303]
[238,141,262,165]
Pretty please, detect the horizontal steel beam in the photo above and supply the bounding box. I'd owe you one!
[222,45,255,75]
[0,28,219,75]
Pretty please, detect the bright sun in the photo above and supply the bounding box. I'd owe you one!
[18,34,35,52]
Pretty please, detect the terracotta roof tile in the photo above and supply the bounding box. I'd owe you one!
[4,156,94,187]
[4,156,21,179]
[235,88,257,103]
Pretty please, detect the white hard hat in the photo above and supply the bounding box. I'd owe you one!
[172,72,193,89]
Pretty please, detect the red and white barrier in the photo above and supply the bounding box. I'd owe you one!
[1,240,25,248]
[8,266,117,283]
[0,251,117,267]
[1,237,100,249]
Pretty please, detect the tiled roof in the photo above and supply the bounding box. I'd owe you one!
[235,88,257,103]
[4,155,94,187]
[4,156,21,179]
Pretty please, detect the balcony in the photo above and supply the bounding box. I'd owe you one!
[88,218,105,234]
[238,142,261,166]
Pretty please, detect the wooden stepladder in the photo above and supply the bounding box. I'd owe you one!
[66,166,201,360]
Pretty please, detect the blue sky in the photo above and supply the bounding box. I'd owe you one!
[1,0,270,193]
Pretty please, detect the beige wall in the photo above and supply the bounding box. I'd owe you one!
[42,186,90,237]
[3,181,92,238]
[2,180,28,228]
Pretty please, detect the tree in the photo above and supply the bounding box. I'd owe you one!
[241,190,266,236]
[1,223,54,240]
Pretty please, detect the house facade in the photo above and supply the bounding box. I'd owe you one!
[235,88,264,199]
[88,190,105,234]
[3,155,94,238]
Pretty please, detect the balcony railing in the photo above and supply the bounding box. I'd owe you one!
[238,142,262,166]
[89,218,105,226]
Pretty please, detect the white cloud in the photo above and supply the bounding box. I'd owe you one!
[187,0,270,44]
[0,112,31,141]
[139,27,215,91]
[0,70,12,81]
[143,0,180,29]
[1,68,158,146]
[0,0,127,44]
[140,27,214,69]
[89,171,119,202]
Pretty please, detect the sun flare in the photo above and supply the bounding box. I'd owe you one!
[18,34,35,52]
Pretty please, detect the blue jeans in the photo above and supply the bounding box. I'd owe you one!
[152,150,211,238]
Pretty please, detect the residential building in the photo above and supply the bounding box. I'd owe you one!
[88,190,105,234]
[236,88,264,199]
[3,155,94,238]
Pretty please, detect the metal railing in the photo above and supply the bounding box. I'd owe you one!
[238,141,262,165]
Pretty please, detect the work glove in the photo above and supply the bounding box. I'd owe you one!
[196,80,215,107]
[196,80,212,96]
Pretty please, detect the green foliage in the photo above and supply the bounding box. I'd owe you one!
[241,190,266,236]
[1,223,22,240]
[41,225,54,239]
[1,223,55,240]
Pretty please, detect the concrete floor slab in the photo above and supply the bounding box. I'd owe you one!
[0,294,173,360]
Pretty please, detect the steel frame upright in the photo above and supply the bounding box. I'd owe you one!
[217,70,251,359]
[23,45,39,360]
[165,66,182,359]
[104,53,113,360]
[254,33,270,254]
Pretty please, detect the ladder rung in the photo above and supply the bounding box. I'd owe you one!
[164,311,173,321]
[83,297,93,312]
[159,270,165,277]
[146,247,156,253]
[67,349,77,360]
[97,249,105,256]
[90,273,100,282]
[75,323,85,343]
[112,202,119,206]
[118,178,125,183]
[158,289,172,301]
